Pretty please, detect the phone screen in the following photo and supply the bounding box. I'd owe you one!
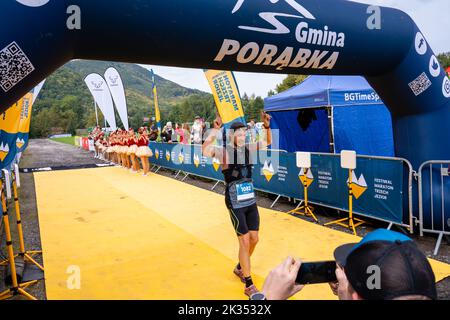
[296,261,337,285]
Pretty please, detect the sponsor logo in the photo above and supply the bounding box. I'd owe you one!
[429,55,440,78]
[108,75,119,86]
[155,150,159,159]
[262,160,275,182]
[16,138,25,149]
[344,92,380,103]
[165,150,171,161]
[298,168,314,188]
[178,152,184,164]
[349,171,367,199]
[414,32,427,55]
[443,77,450,98]
[193,154,200,168]
[212,157,221,172]
[16,0,50,7]
[91,81,104,91]
[0,142,9,162]
[215,0,344,71]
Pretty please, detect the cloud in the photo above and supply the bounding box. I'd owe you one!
[350,0,450,53]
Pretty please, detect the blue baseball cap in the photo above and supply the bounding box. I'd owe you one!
[334,229,437,300]
[334,229,412,267]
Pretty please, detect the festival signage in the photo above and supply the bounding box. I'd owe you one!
[149,142,405,224]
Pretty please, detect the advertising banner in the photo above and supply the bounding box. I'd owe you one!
[150,70,161,135]
[204,70,246,129]
[84,73,117,131]
[105,67,129,130]
[17,80,46,153]
[0,92,34,169]
[149,142,405,224]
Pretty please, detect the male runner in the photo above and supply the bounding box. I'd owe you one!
[202,112,271,297]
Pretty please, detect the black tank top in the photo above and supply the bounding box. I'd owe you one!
[222,146,252,185]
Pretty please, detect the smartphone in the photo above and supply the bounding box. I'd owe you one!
[296,261,337,285]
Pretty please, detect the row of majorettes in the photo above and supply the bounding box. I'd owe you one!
[91,127,153,175]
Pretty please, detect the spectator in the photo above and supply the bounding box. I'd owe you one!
[181,123,191,145]
[191,116,203,145]
[254,229,437,300]
[149,121,159,142]
[247,120,257,143]
[162,122,176,143]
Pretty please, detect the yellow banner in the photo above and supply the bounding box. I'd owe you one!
[153,87,161,123]
[204,70,245,126]
[0,92,33,134]
[18,91,34,133]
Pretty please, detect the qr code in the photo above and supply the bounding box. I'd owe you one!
[0,42,35,92]
[408,72,432,96]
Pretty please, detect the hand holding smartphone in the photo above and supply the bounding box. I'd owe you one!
[296,261,337,285]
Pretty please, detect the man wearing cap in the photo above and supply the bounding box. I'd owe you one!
[191,116,204,145]
[254,229,437,300]
[202,112,272,297]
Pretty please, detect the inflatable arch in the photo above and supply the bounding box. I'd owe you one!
[0,0,449,168]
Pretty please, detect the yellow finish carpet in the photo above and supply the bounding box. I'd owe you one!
[34,167,450,300]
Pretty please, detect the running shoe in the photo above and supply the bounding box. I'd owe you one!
[244,285,259,297]
[233,266,245,283]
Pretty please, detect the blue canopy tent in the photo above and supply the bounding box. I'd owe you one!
[264,76,395,157]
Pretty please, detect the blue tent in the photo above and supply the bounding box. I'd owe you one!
[264,75,394,157]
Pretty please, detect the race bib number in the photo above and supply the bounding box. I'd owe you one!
[236,182,255,202]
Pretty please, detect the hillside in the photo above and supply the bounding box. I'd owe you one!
[31,60,210,137]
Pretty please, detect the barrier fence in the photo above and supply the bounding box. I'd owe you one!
[418,161,450,255]
[148,142,413,231]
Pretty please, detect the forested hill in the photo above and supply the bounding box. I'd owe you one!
[31,60,210,137]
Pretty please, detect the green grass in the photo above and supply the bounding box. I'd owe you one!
[50,136,76,146]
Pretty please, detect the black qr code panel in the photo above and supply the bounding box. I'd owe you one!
[408,72,432,96]
[0,42,35,92]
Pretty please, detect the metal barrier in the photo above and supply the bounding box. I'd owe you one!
[148,142,414,233]
[418,161,450,255]
[287,153,415,233]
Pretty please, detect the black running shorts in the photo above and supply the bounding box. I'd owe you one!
[227,203,260,236]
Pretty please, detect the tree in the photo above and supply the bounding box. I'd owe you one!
[274,74,308,94]
[437,52,450,70]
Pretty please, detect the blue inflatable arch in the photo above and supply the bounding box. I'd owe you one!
[1,0,449,168]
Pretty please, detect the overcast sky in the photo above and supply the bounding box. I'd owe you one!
[141,0,449,98]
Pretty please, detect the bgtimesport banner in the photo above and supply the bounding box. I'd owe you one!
[84,73,117,131]
[0,91,33,169]
[150,70,161,135]
[16,79,46,153]
[105,67,129,130]
[149,142,406,225]
[204,70,246,129]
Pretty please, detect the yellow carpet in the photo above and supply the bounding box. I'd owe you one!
[33,167,450,300]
